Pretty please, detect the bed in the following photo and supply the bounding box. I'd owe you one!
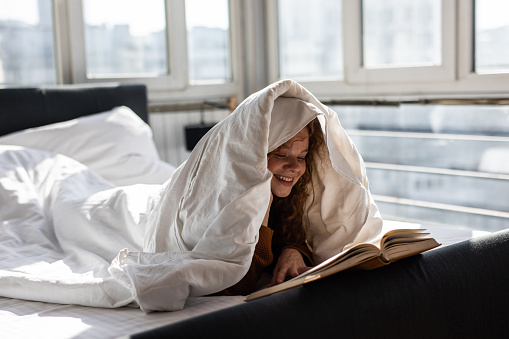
[1,84,508,339]
[0,84,245,338]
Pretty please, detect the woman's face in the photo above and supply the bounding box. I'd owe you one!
[267,127,309,198]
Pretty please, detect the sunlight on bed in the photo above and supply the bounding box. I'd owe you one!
[2,311,90,339]
[0,295,245,339]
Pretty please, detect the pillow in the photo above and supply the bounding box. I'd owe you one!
[0,106,176,186]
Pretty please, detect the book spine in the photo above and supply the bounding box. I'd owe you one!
[379,253,390,263]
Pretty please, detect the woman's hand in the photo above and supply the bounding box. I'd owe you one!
[268,248,310,287]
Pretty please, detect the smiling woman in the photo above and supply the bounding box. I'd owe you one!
[267,127,309,198]
[217,102,327,296]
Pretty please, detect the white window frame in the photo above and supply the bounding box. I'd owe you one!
[456,0,509,95]
[64,0,188,91]
[151,0,244,103]
[265,0,346,98]
[53,0,243,102]
[266,0,509,100]
[344,0,456,85]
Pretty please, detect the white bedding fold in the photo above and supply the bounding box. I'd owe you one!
[0,80,383,312]
[0,146,137,307]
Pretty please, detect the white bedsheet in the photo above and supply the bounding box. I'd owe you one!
[0,145,155,307]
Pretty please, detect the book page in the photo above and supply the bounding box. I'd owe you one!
[381,229,440,261]
[384,238,440,261]
[292,243,381,281]
[381,229,428,242]
[383,232,430,249]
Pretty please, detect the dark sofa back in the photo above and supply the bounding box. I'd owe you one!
[132,229,509,339]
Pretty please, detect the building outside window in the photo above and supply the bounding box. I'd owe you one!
[186,0,231,83]
[0,0,56,86]
[83,0,167,78]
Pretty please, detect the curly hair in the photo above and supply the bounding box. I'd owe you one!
[268,117,325,245]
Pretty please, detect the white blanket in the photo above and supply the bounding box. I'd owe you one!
[0,80,382,312]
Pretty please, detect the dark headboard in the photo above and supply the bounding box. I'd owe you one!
[0,84,148,137]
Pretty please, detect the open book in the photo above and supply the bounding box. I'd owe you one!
[246,228,440,301]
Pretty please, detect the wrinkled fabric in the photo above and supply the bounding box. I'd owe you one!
[0,79,382,313]
[0,145,151,308]
[112,80,383,312]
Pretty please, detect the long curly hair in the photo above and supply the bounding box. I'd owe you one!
[268,117,325,245]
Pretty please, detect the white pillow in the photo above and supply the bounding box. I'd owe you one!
[0,106,175,186]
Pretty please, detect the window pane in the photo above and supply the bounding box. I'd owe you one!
[335,103,509,231]
[185,0,231,83]
[278,0,343,80]
[363,0,441,68]
[0,0,56,86]
[475,0,509,73]
[83,0,167,78]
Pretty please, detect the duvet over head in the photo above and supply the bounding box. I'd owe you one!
[0,79,382,312]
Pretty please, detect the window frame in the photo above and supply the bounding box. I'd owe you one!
[64,0,188,91]
[344,0,456,85]
[456,0,509,94]
[266,0,509,100]
[53,0,243,102]
[151,0,244,103]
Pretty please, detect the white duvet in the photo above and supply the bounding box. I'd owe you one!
[0,80,382,312]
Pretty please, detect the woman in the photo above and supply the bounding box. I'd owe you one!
[123,81,382,312]
[222,117,325,295]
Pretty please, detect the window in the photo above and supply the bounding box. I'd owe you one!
[276,0,343,80]
[345,0,455,84]
[474,0,509,74]
[185,0,232,83]
[269,0,509,97]
[363,0,441,68]
[60,0,239,99]
[82,0,167,78]
[335,102,509,231]
[67,0,188,90]
[0,0,56,86]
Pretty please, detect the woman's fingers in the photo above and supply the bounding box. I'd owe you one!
[268,248,307,286]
